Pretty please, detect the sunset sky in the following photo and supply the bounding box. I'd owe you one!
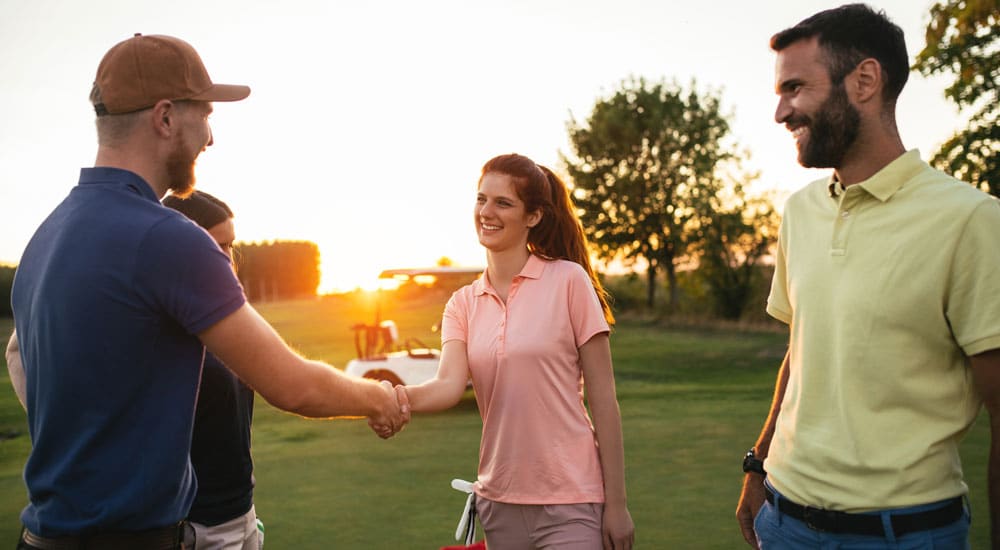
[0,0,964,292]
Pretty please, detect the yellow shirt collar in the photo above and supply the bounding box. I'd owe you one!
[827,149,923,202]
[858,149,923,202]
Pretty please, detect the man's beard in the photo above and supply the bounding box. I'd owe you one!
[166,134,197,198]
[797,82,861,169]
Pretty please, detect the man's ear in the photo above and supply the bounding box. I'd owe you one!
[150,99,175,138]
[851,58,882,104]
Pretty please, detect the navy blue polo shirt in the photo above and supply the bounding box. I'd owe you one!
[11,167,246,536]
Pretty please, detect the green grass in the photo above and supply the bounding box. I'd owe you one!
[0,298,991,548]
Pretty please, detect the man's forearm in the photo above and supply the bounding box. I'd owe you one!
[969,349,1000,549]
[754,349,790,458]
[988,413,999,549]
[201,304,400,421]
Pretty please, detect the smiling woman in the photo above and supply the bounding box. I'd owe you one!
[475,173,542,258]
[392,152,634,549]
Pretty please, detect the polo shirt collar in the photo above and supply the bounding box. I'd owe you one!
[519,254,546,280]
[855,149,923,202]
[79,167,161,204]
[828,178,846,198]
[472,254,547,296]
[472,271,489,296]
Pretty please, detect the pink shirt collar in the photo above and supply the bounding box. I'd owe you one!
[472,254,547,296]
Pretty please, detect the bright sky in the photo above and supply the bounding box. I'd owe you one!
[0,0,963,293]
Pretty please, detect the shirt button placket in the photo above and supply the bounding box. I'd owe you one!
[498,279,519,354]
[498,320,505,353]
[489,290,505,355]
[831,192,857,257]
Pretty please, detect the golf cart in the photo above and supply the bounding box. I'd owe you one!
[343,266,482,386]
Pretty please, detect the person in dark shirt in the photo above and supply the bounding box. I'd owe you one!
[163,190,260,549]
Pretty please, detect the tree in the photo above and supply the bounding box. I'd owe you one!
[235,240,321,301]
[563,77,739,309]
[695,184,780,320]
[913,0,999,194]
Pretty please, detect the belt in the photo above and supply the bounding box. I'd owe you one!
[764,487,964,538]
[21,522,187,550]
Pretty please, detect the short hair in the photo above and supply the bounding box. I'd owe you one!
[770,3,909,104]
[90,83,144,147]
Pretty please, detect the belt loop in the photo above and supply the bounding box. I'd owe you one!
[767,483,784,527]
[880,511,896,543]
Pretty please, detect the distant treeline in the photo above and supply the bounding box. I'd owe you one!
[235,240,320,302]
[0,240,322,316]
[0,265,13,317]
[0,249,776,324]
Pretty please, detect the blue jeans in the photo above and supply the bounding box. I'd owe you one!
[754,482,970,549]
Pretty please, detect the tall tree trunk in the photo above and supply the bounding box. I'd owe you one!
[666,261,679,312]
[645,260,658,308]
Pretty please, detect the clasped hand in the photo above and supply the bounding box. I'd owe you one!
[368,381,410,439]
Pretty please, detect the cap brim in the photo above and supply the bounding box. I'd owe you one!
[190,83,251,103]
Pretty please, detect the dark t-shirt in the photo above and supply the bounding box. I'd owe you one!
[12,167,247,535]
[187,352,256,525]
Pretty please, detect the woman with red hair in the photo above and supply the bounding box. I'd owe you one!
[398,153,634,550]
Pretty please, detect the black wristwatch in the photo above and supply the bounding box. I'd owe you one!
[742,448,766,475]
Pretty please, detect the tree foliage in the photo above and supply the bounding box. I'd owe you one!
[236,240,321,301]
[563,77,742,309]
[695,188,780,320]
[913,0,999,194]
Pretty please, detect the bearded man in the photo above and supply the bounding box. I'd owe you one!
[10,34,408,549]
[735,4,1000,549]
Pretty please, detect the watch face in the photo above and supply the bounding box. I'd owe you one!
[743,449,765,474]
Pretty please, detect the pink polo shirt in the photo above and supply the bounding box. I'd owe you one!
[441,255,609,504]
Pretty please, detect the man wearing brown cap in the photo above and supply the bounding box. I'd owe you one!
[9,34,409,549]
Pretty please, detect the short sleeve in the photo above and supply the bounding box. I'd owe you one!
[946,198,1000,356]
[565,263,610,347]
[441,289,469,345]
[766,218,792,325]
[136,216,246,335]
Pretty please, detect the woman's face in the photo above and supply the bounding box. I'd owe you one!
[207,218,236,262]
[475,172,540,253]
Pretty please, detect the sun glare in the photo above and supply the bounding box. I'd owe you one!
[412,275,437,286]
[378,278,403,292]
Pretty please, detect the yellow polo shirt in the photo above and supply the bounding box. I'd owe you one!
[766,149,1000,512]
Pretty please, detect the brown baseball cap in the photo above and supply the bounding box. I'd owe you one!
[92,33,250,115]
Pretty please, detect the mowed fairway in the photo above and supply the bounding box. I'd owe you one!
[0,295,991,548]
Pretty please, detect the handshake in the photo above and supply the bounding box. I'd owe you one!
[368,380,411,439]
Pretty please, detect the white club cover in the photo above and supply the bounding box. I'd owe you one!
[451,479,477,544]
